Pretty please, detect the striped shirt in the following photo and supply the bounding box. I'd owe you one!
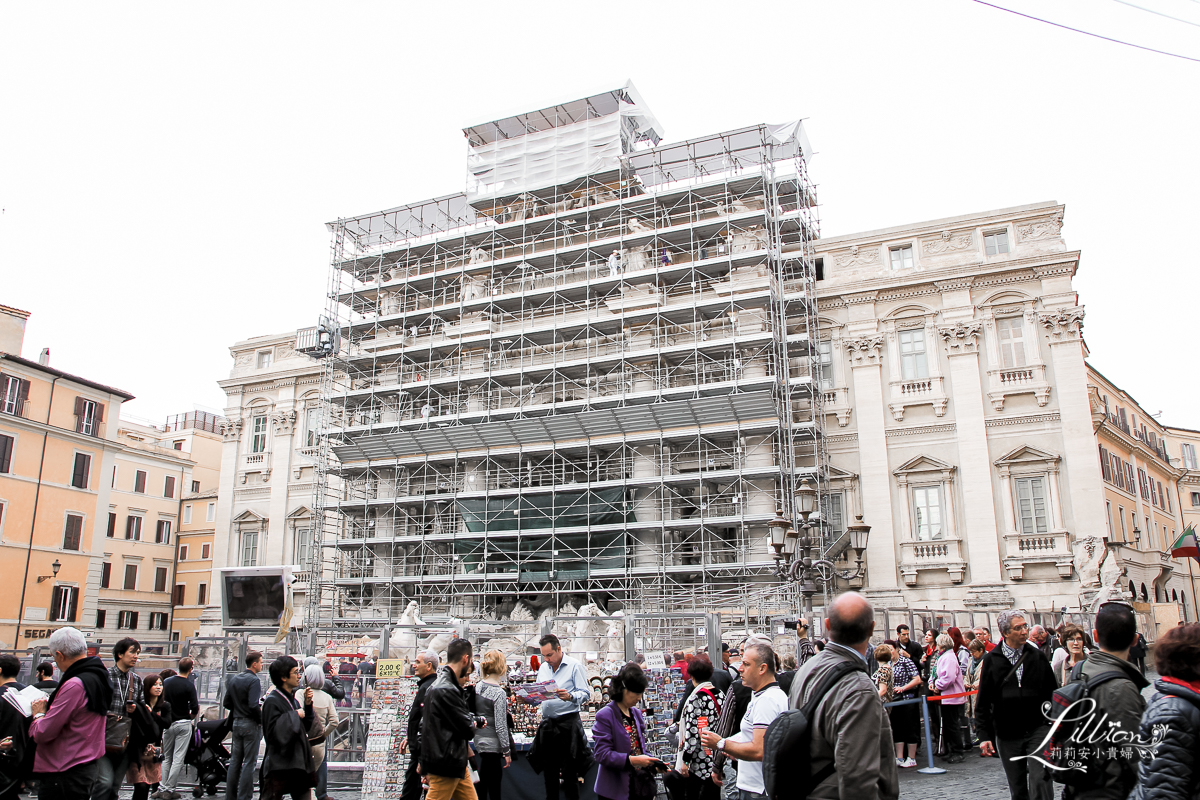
[731,683,787,794]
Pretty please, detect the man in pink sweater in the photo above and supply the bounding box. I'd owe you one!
[29,627,112,800]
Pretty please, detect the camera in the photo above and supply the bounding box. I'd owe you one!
[783,619,805,631]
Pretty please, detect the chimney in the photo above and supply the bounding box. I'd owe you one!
[0,305,30,357]
[38,348,50,366]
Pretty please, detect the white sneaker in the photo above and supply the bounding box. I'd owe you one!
[901,758,918,768]
[896,757,905,767]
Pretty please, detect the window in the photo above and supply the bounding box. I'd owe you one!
[1100,446,1112,482]
[201,543,211,560]
[295,528,312,567]
[163,476,175,499]
[1183,443,1198,470]
[250,415,268,453]
[984,229,1010,256]
[1138,468,1151,500]
[173,441,183,451]
[1125,462,1136,492]
[1015,477,1050,535]
[996,317,1027,368]
[149,612,168,631]
[817,341,834,390]
[889,245,913,270]
[101,562,111,589]
[0,433,12,473]
[50,586,77,622]
[125,515,142,541]
[71,453,91,489]
[62,514,83,550]
[154,567,168,593]
[1119,506,1127,539]
[1192,492,1200,507]
[197,583,208,605]
[183,505,192,524]
[155,519,171,544]
[1,375,29,416]
[898,330,928,380]
[241,530,258,566]
[912,486,944,540]
[823,493,846,538]
[112,465,117,487]
[74,397,101,436]
[172,584,185,606]
[206,502,216,522]
[123,563,138,591]
[118,610,139,629]
[1106,501,1113,538]
[179,544,188,561]
[96,609,107,628]
[1151,480,1160,507]
[257,350,273,369]
[107,512,116,538]
[191,480,200,493]
[134,470,147,493]
[305,407,320,448]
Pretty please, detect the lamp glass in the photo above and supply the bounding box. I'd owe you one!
[796,479,817,516]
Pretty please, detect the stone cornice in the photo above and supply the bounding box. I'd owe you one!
[884,423,957,438]
[826,433,859,445]
[844,291,880,306]
[985,412,1062,428]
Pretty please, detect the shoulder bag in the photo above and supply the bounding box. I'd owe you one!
[105,673,136,757]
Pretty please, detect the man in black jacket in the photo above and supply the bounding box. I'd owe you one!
[419,639,483,800]
[976,610,1057,800]
[398,651,439,800]
[261,656,317,800]
[159,657,201,799]
[224,651,264,800]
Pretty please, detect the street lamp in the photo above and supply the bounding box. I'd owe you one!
[795,478,817,520]
[37,559,61,583]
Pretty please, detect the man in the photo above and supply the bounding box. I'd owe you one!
[94,637,143,800]
[1063,603,1148,800]
[224,651,264,800]
[796,619,819,667]
[260,656,317,800]
[786,592,899,800]
[1128,630,1147,675]
[700,642,787,800]
[359,655,377,677]
[895,625,922,664]
[671,651,691,681]
[0,655,25,694]
[722,644,739,681]
[527,634,591,800]
[1029,626,1054,662]
[974,626,996,652]
[975,610,1058,800]
[300,657,346,702]
[398,650,439,800]
[420,639,484,800]
[158,658,201,799]
[32,662,58,692]
[29,627,111,800]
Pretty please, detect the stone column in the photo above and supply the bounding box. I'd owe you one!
[845,336,898,589]
[631,444,661,566]
[937,322,1004,585]
[267,405,298,567]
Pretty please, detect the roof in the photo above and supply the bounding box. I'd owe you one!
[0,353,135,401]
[0,305,30,319]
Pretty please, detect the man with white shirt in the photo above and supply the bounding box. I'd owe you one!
[527,634,592,800]
[701,642,787,800]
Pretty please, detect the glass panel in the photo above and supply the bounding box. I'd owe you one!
[996,231,1009,253]
[818,341,833,389]
[1015,477,1049,535]
[899,330,928,379]
[912,486,944,540]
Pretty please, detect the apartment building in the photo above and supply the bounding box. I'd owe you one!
[173,486,218,641]
[0,305,133,648]
[1163,425,1200,606]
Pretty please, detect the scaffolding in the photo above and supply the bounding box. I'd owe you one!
[309,83,826,628]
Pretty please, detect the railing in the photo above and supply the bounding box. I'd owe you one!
[910,543,949,559]
[1017,536,1058,552]
[998,368,1035,385]
[899,379,932,395]
[163,411,224,434]
[0,399,28,419]
[242,452,270,471]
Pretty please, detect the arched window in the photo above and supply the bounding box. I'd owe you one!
[1141,582,1149,602]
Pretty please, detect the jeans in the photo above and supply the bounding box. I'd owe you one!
[400,752,422,800]
[738,792,766,800]
[226,719,262,800]
[475,753,503,800]
[315,760,328,800]
[37,759,100,800]
[93,751,131,800]
[996,726,1053,800]
[162,719,193,790]
[720,762,738,800]
[426,768,477,800]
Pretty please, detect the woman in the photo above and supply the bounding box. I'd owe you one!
[127,674,171,800]
[963,638,986,744]
[593,662,658,800]
[1054,623,1089,685]
[872,644,894,703]
[933,633,967,764]
[676,655,723,800]
[1131,623,1200,800]
[947,627,969,673]
[303,666,340,800]
[918,629,942,755]
[472,651,512,800]
[888,640,922,768]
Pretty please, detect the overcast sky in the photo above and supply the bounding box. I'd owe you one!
[2,1,1197,429]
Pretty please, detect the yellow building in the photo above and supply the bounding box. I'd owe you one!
[1089,364,1190,626]
[1163,425,1200,602]
[169,416,222,643]
[0,305,133,648]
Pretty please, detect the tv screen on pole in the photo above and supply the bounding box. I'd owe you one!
[220,567,290,629]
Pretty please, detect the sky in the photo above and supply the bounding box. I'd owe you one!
[1,0,1197,428]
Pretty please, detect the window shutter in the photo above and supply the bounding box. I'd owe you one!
[101,562,111,588]
[18,379,29,403]
[73,396,85,420]
[0,434,12,473]
[50,587,62,621]
[1099,447,1111,481]
[164,476,175,499]
[95,403,104,422]
[107,512,116,538]
[130,611,138,629]
[67,588,77,622]
[125,516,135,539]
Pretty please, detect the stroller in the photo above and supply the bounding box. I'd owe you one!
[185,716,233,797]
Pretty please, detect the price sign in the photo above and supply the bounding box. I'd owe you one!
[375,659,408,677]
[645,652,667,670]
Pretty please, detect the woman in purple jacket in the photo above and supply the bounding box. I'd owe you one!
[592,663,659,800]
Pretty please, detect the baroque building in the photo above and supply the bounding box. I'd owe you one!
[814,201,1111,612]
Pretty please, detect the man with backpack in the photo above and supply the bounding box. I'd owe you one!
[1050,602,1148,800]
[783,592,898,800]
[975,610,1058,800]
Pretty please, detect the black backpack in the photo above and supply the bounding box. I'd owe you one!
[762,660,866,800]
[1042,662,1131,790]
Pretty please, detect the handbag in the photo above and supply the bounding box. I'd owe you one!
[629,767,658,800]
[105,673,136,757]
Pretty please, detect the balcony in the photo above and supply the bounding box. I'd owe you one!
[887,375,948,421]
[987,363,1050,411]
[242,452,271,472]
[1002,529,1073,579]
[821,386,852,428]
[899,538,967,585]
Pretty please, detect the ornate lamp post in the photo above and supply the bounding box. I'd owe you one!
[773,479,872,613]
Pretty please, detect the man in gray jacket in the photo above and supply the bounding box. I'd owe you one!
[788,592,899,800]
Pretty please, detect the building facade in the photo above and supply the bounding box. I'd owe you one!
[1164,425,1200,609]
[0,305,133,648]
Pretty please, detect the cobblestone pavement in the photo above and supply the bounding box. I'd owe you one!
[898,749,1011,799]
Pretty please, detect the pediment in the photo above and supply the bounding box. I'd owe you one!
[893,454,956,476]
[994,445,1060,467]
[286,505,312,520]
[827,465,857,480]
[232,509,265,523]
